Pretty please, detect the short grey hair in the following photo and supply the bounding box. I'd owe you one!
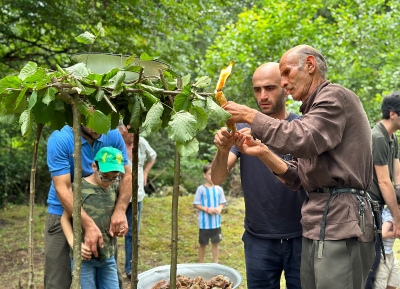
[295,46,328,78]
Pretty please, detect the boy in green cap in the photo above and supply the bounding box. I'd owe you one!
[61,146,125,288]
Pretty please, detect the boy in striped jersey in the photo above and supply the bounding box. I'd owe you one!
[193,164,226,263]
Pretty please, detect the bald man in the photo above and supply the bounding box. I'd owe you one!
[212,63,307,289]
[222,45,376,289]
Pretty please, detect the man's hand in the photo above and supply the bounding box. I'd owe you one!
[214,127,235,153]
[222,101,258,125]
[392,215,400,238]
[84,223,103,258]
[235,130,265,157]
[109,209,128,237]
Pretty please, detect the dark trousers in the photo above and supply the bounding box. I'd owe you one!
[242,230,302,289]
[364,234,381,289]
[44,213,124,289]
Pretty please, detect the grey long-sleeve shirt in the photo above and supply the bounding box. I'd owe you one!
[251,80,374,241]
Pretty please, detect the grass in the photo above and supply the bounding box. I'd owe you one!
[1,196,399,289]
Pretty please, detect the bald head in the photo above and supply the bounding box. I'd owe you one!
[252,62,286,119]
[253,62,280,82]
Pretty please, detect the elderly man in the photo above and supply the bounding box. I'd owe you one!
[223,45,375,289]
[212,62,306,289]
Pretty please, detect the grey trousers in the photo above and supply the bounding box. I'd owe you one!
[301,237,375,289]
[44,213,124,289]
[44,213,71,289]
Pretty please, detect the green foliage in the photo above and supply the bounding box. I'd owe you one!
[203,0,400,124]
[0,45,230,157]
[0,124,51,207]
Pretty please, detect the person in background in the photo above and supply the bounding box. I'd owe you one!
[45,124,131,289]
[373,190,400,289]
[223,44,375,289]
[193,164,226,263]
[365,91,400,288]
[61,147,125,289]
[212,62,307,289]
[118,121,157,279]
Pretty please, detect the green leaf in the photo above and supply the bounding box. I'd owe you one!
[65,63,90,80]
[23,68,47,83]
[85,73,104,85]
[193,76,211,89]
[86,109,110,134]
[19,110,32,136]
[18,61,38,81]
[142,102,164,133]
[95,89,105,102]
[141,91,158,110]
[0,108,18,124]
[0,76,22,94]
[207,98,231,122]
[42,87,58,105]
[181,74,191,87]
[122,64,142,73]
[139,52,155,61]
[96,22,105,37]
[124,54,137,66]
[168,111,197,143]
[28,90,38,110]
[15,87,28,109]
[109,72,126,97]
[32,100,55,124]
[54,99,65,111]
[56,64,67,75]
[3,91,27,114]
[176,138,199,157]
[189,106,208,131]
[128,96,142,130]
[78,101,90,117]
[139,83,164,94]
[75,31,96,44]
[173,87,191,112]
[102,68,119,82]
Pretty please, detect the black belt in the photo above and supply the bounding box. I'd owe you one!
[311,187,383,260]
[310,187,366,196]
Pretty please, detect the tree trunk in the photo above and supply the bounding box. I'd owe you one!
[28,123,43,289]
[71,94,83,289]
[131,132,139,289]
[169,145,180,288]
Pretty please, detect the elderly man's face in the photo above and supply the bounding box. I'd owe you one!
[279,52,313,102]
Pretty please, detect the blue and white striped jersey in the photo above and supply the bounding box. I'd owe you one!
[193,185,226,229]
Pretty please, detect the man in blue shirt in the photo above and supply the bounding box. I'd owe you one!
[45,124,132,289]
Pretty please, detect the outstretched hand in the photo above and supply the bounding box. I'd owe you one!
[214,127,236,153]
[223,101,258,125]
[235,130,265,157]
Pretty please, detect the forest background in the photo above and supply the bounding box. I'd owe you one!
[1,0,400,206]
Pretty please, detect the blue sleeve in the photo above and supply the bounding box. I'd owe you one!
[47,130,73,178]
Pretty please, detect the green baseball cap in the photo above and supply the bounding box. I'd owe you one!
[94,147,125,173]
